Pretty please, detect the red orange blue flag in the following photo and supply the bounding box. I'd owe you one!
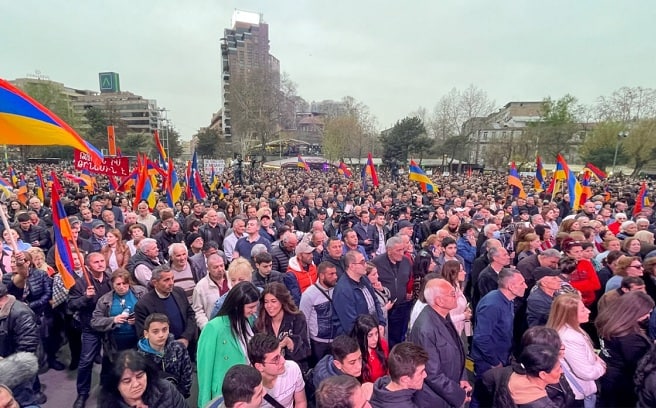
[297,154,310,172]
[50,177,77,289]
[634,182,650,216]
[508,162,527,199]
[0,79,103,163]
[338,161,352,178]
[409,160,437,192]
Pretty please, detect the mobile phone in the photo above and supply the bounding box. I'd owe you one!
[391,298,397,303]
[127,313,136,319]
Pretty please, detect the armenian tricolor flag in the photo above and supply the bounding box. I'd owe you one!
[297,154,310,173]
[579,171,592,205]
[408,160,437,192]
[556,154,583,210]
[361,153,379,191]
[165,157,182,208]
[50,178,78,289]
[534,156,547,192]
[338,161,352,178]
[634,182,650,216]
[35,166,46,202]
[508,162,527,199]
[153,130,168,169]
[0,79,103,162]
[584,162,607,180]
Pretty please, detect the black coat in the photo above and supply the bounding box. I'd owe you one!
[372,253,412,306]
[0,296,39,357]
[17,225,51,251]
[7,267,52,317]
[408,306,466,408]
[68,272,113,332]
[98,378,188,408]
[134,287,197,344]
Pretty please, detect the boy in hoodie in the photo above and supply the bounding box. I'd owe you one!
[312,335,362,390]
[137,313,192,398]
[369,342,428,408]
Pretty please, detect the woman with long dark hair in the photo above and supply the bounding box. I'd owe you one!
[254,282,310,369]
[350,314,388,383]
[595,291,654,407]
[197,281,261,407]
[98,349,187,408]
[411,250,435,300]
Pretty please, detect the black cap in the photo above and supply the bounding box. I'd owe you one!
[533,267,560,282]
[398,220,413,229]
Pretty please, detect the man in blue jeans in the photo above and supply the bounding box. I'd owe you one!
[68,252,112,408]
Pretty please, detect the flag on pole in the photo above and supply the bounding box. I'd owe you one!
[189,150,206,201]
[165,157,182,208]
[153,130,168,169]
[534,156,547,192]
[634,182,650,216]
[50,177,77,289]
[579,171,592,205]
[364,153,379,187]
[35,166,45,202]
[584,162,607,180]
[508,162,527,199]
[338,161,352,178]
[8,166,18,187]
[556,154,583,210]
[297,154,310,172]
[408,160,437,192]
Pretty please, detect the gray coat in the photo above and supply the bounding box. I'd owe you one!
[91,286,148,358]
[408,306,467,408]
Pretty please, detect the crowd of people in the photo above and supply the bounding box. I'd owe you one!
[0,161,655,408]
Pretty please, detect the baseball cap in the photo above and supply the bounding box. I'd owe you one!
[295,242,315,254]
[91,220,105,229]
[533,267,560,282]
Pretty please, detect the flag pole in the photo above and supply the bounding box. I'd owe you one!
[69,237,91,287]
[0,205,18,254]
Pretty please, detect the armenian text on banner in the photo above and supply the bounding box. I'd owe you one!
[74,149,130,177]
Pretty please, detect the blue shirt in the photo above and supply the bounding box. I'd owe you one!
[110,290,138,337]
[471,289,514,376]
[234,235,272,261]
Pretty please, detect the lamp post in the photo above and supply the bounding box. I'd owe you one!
[612,131,629,175]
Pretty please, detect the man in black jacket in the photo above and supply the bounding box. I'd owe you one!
[408,279,471,408]
[134,265,197,350]
[372,236,412,348]
[16,212,51,252]
[68,252,113,408]
[0,281,41,407]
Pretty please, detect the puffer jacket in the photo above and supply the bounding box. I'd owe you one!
[0,295,39,357]
[17,225,51,251]
[98,378,188,408]
[138,335,193,398]
[270,241,295,273]
[7,268,52,317]
[312,354,343,390]
[126,251,166,279]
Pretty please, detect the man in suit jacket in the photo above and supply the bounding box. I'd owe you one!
[408,279,472,408]
[134,265,197,348]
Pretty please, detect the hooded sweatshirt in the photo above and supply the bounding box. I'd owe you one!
[137,334,193,398]
[369,376,418,408]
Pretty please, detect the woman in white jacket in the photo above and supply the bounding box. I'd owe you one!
[547,293,606,408]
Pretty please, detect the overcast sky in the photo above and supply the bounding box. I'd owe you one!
[3,1,655,140]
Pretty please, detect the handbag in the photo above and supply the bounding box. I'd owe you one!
[561,361,596,408]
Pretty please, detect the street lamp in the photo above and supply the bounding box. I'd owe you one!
[612,131,629,175]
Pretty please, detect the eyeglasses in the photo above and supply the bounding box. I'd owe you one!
[630,264,644,269]
[353,260,367,266]
[262,353,285,365]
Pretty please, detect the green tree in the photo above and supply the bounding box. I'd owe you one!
[195,128,221,158]
[118,133,150,157]
[623,119,656,176]
[578,121,629,170]
[380,117,429,165]
[521,94,580,160]
[322,115,360,162]
[83,106,109,149]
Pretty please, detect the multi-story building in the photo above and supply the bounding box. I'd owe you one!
[220,10,281,151]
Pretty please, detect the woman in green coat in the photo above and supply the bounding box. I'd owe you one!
[196,281,260,408]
